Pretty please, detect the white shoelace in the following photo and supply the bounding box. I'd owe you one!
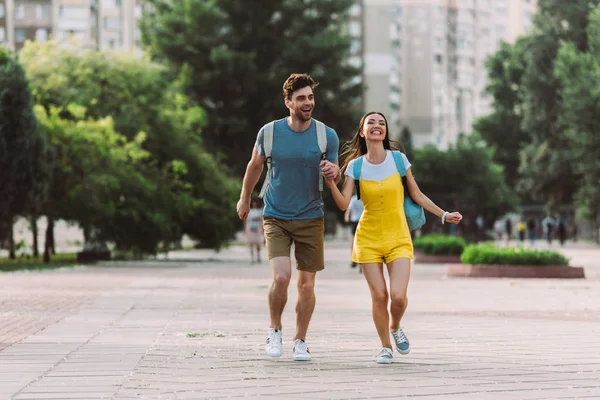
[393,329,408,343]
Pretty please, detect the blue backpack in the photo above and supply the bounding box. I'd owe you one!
[352,151,426,231]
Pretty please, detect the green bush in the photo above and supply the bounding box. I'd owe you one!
[413,234,466,256]
[460,244,569,266]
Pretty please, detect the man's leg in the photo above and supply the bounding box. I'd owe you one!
[294,270,316,340]
[289,217,324,361]
[269,256,292,329]
[262,217,293,357]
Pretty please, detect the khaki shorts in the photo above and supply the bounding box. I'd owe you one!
[263,216,324,272]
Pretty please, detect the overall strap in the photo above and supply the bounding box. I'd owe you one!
[352,156,364,200]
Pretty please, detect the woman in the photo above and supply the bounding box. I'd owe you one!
[245,199,264,264]
[325,112,462,364]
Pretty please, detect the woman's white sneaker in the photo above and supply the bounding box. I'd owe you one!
[292,339,311,361]
[265,328,283,357]
[376,347,393,364]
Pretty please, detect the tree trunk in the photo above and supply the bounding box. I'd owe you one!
[50,221,56,255]
[31,216,39,258]
[8,220,15,260]
[43,217,54,263]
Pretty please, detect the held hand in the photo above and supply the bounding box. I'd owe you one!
[236,199,250,220]
[324,177,337,189]
[445,212,463,224]
[320,160,340,181]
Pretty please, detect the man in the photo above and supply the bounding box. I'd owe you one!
[236,73,340,361]
[344,194,363,268]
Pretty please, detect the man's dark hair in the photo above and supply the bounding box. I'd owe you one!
[282,73,318,100]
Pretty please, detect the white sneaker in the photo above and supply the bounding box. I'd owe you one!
[265,329,283,357]
[376,347,393,364]
[292,339,311,361]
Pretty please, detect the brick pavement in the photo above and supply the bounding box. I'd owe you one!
[0,240,599,399]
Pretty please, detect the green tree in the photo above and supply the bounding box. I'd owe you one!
[141,0,364,175]
[0,47,50,259]
[473,38,530,192]
[414,133,516,240]
[518,0,599,210]
[20,41,240,252]
[554,7,600,242]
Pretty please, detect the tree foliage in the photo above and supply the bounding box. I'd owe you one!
[0,47,50,257]
[517,0,600,209]
[19,41,239,252]
[141,0,364,175]
[554,7,600,237]
[414,133,516,239]
[473,38,530,192]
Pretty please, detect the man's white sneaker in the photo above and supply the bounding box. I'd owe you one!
[265,329,283,357]
[292,339,311,361]
[376,347,393,364]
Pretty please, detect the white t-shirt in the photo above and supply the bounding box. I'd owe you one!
[347,194,364,222]
[247,208,262,232]
[344,150,411,182]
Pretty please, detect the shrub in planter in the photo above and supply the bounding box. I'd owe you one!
[460,244,569,266]
[413,234,466,256]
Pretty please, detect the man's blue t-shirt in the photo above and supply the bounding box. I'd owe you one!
[255,118,339,220]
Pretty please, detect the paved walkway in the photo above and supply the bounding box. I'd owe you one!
[1,240,599,399]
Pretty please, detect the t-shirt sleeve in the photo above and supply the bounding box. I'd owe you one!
[325,127,340,163]
[344,158,356,178]
[401,152,412,171]
[255,127,265,156]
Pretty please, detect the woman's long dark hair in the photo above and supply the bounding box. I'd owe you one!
[340,111,405,175]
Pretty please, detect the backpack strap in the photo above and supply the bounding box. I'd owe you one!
[352,157,363,200]
[392,150,412,199]
[258,121,275,199]
[391,151,407,177]
[315,120,327,193]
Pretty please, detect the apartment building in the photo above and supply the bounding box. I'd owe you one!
[361,0,402,135]
[0,0,141,52]
[358,0,536,148]
[0,0,53,51]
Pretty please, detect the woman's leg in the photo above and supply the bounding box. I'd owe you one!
[387,258,411,330]
[249,244,255,263]
[256,244,261,262]
[360,263,392,349]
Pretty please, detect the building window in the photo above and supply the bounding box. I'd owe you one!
[349,4,361,17]
[37,4,50,18]
[0,27,5,42]
[0,4,5,18]
[435,54,443,65]
[16,3,25,19]
[349,21,361,37]
[36,28,48,42]
[15,28,26,43]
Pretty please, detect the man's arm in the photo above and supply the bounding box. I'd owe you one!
[237,147,265,219]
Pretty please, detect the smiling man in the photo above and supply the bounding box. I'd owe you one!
[237,73,340,361]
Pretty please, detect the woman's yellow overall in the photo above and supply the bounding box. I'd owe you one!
[352,172,414,264]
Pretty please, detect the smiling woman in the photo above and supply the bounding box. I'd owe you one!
[325,111,463,365]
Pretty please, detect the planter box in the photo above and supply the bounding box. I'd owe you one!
[448,264,585,279]
[414,250,462,264]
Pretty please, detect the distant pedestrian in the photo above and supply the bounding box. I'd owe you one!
[517,219,526,243]
[245,199,264,264]
[527,218,536,245]
[344,194,363,268]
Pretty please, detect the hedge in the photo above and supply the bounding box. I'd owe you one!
[413,234,466,256]
[460,244,569,266]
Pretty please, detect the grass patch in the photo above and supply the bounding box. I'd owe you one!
[0,253,79,272]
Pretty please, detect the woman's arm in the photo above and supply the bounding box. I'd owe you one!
[405,168,462,224]
[326,177,355,211]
